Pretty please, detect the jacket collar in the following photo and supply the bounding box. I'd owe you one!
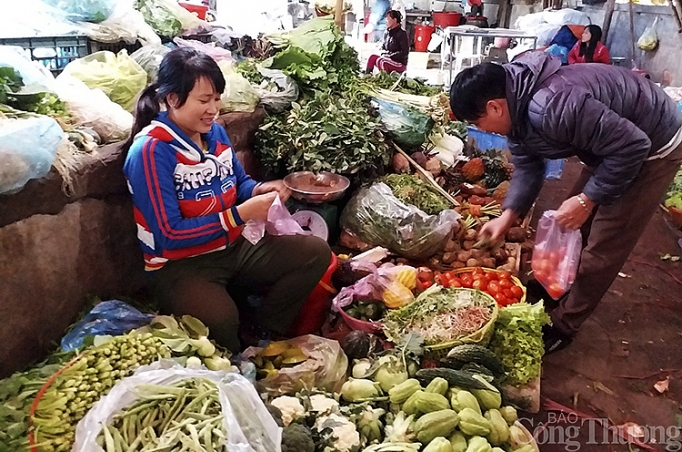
[136,112,220,162]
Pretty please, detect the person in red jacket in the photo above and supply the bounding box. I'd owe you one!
[568,25,611,65]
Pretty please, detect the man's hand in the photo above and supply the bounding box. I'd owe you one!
[236,192,277,222]
[479,209,518,242]
[253,180,290,202]
[555,194,595,230]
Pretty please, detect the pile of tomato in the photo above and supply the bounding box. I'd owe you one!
[417,267,524,307]
[530,247,569,300]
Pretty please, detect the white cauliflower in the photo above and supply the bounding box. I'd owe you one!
[315,413,361,452]
[271,396,305,427]
[310,394,340,415]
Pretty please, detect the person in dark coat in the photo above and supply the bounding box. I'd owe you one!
[366,10,409,74]
[449,53,682,353]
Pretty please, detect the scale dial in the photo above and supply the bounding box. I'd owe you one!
[292,210,329,241]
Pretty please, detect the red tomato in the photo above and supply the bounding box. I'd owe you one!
[487,272,499,281]
[534,269,548,283]
[510,285,524,298]
[434,274,450,288]
[503,289,513,298]
[508,297,519,305]
[421,280,434,289]
[547,283,564,299]
[499,279,513,290]
[498,271,512,280]
[450,278,463,288]
[472,279,488,291]
[460,274,474,288]
[494,293,507,306]
[487,281,501,295]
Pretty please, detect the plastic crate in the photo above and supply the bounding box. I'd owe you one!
[0,35,88,75]
[466,126,564,179]
[87,39,142,55]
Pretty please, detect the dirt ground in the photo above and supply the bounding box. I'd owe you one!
[521,158,682,451]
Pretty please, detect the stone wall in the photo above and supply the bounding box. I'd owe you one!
[0,108,266,378]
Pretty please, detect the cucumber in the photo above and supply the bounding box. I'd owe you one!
[416,368,490,391]
[445,345,505,377]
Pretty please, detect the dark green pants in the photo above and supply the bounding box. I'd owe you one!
[148,235,331,352]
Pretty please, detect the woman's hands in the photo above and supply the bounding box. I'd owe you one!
[555,194,595,229]
[479,209,519,242]
[253,180,290,202]
[236,192,277,222]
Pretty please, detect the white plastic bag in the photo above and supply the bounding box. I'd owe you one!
[637,17,659,51]
[73,361,282,452]
[53,75,133,143]
[0,46,56,91]
[242,195,307,245]
[531,210,582,300]
[218,60,260,113]
[0,116,64,195]
[254,67,299,113]
[541,9,591,27]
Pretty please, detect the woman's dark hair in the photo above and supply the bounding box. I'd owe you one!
[449,62,507,121]
[579,24,603,63]
[121,47,226,152]
[386,9,402,23]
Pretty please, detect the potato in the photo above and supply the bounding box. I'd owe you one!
[492,248,508,264]
[521,241,534,253]
[507,257,517,267]
[396,258,410,265]
[451,261,466,269]
[442,252,458,264]
[471,249,488,259]
[457,250,473,263]
[481,257,497,268]
[466,258,480,268]
[463,229,478,241]
[444,240,459,252]
[462,240,475,251]
[469,195,486,205]
[506,227,527,242]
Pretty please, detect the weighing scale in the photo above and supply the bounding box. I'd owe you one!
[283,171,351,243]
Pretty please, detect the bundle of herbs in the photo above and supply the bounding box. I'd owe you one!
[383,173,449,215]
[363,72,442,97]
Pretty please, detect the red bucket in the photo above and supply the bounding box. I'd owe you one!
[289,253,339,336]
[432,12,462,28]
[414,25,435,52]
[179,2,208,20]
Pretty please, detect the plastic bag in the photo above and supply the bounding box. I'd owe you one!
[372,98,434,149]
[130,45,171,82]
[0,116,63,195]
[637,17,659,51]
[242,335,348,396]
[174,37,234,63]
[0,46,57,91]
[81,1,161,46]
[531,210,582,300]
[333,262,417,311]
[218,60,260,113]
[137,0,209,38]
[242,195,307,245]
[60,50,147,112]
[60,300,154,352]
[545,44,569,65]
[255,68,299,113]
[0,0,86,39]
[340,182,460,260]
[41,0,116,23]
[53,75,133,143]
[73,361,281,452]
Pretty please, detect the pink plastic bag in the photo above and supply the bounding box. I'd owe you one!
[242,195,307,245]
[531,210,582,299]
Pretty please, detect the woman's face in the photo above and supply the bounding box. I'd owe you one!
[582,28,592,43]
[167,76,221,139]
[386,14,398,29]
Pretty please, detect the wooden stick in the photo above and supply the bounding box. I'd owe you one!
[334,0,344,29]
[602,0,617,43]
[670,0,682,32]
[628,0,638,69]
[392,143,460,207]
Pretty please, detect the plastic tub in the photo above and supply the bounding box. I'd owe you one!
[414,25,435,52]
[432,12,462,28]
[288,253,339,336]
[179,2,208,20]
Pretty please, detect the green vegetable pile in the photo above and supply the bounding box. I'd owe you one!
[136,0,182,38]
[665,167,682,210]
[383,174,449,215]
[236,59,267,86]
[363,72,442,97]
[0,67,69,120]
[488,302,550,386]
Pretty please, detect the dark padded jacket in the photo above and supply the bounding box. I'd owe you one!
[382,27,409,65]
[502,53,682,216]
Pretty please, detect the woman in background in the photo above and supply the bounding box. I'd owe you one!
[365,10,409,74]
[568,24,611,65]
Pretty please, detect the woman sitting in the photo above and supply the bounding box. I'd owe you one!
[568,25,611,65]
[366,10,409,74]
[122,48,331,352]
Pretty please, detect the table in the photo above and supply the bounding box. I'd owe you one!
[440,26,538,86]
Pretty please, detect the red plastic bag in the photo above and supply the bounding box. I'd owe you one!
[531,211,582,299]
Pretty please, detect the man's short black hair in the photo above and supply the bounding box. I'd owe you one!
[449,62,507,121]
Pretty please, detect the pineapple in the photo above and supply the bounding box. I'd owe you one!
[483,158,507,189]
[462,158,485,182]
[493,181,510,202]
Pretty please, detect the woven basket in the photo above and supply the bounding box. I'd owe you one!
[421,289,499,361]
[448,267,527,303]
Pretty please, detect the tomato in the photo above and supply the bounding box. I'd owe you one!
[494,293,508,306]
[547,283,564,299]
[450,278,463,288]
[534,269,548,283]
[472,279,488,291]
[460,274,474,288]
[499,279,513,289]
[498,270,512,280]
[503,289,513,298]
[510,285,524,299]
[421,280,434,289]
[487,281,501,295]
[434,274,450,288]
[487,272,499,281]
[509,297,519,305]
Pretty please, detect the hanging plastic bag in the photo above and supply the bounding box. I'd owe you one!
[241,335,348,396]
[60,300,154,352]
[0,116,64,195]
[242,195,307,245]
[217,60,260,113]
[340,182,460,260]
[174,37,234,63]
[637,17,659,51]
[53,75,133,143]
[372,98,434,149]
[41,0,117,23]
[60,50,147,112]
[531,210,582,300]
[255,67,299,113]
[73,361,282,452]
[130,45,171,82]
